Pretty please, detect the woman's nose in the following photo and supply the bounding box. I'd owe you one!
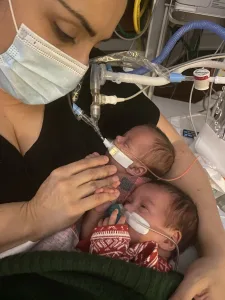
[70,43,93,66]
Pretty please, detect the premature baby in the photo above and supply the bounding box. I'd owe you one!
[78,181,198,272]
[33,124,176,252]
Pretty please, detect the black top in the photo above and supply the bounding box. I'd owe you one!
[0,71,160,204]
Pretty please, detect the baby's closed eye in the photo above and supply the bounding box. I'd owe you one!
[140,204,149,212]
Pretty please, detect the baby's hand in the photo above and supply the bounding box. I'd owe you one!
[98,209,126,226]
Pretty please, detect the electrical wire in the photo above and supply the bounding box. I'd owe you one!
[114,10,151,41]
[133,0,150,34]
[206,83,213,123]
[116,24,137,39]
[205,41,225,122]
[116,140,200,183]
[114,0,160,41]
[215,41,225,55]
[122,86,149,101]
[140,0,149,17]
[134,0,141,34]
[189,83,198,137]
[168,0,186,27]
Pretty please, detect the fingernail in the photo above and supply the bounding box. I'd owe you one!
[102,156,109,162]
[112,176,119,182]
[109,166,117,174]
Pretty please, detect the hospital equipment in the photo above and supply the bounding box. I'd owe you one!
[175,0,225,19]
[70,96,134,169]
[70,16,225,181]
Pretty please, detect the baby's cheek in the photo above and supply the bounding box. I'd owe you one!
[128,227,141,244]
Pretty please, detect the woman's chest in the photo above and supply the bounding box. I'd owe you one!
[0,99,105,204]
[1,104,45,156]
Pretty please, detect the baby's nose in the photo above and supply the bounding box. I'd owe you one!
[124,203,135,213]
[115,135,125,145]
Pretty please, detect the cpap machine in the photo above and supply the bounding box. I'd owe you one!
[175,0,225,19]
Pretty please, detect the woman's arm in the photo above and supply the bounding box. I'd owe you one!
[158,114,225,252]
[0,201,36,253]
[158,114,225,299]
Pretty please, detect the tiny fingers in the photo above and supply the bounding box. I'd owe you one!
[98,219,103,226]
[117,215,126,224]
[108,209,119,225]
[103,217,110,226]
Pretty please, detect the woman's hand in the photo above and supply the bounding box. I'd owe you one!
[27,155,120,240]
[170,253,225,300]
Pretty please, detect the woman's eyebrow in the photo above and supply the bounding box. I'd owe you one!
[56,0,97,37]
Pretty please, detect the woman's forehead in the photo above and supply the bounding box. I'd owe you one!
[134,184,171,206]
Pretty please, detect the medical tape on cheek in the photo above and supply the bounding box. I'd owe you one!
[125,211,150,235]
[109,145,133,169]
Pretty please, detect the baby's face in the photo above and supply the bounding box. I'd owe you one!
[107,126,156,173]
[123,183,172,244]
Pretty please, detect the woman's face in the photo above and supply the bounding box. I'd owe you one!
[0,0,127,64]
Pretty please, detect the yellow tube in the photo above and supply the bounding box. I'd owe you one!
[133,0,141,34]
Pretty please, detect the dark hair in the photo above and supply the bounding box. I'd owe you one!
[149,181,199,253]
[141,124,175,178]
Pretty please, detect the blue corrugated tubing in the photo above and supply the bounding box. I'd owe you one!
[129,21,225,75]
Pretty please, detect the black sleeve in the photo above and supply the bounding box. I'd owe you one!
[77,69,160,140]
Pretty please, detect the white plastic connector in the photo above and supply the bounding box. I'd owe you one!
[103,138,113,149]
[193,69,210,91]
[214,76,225,85]
[101,95,124,105]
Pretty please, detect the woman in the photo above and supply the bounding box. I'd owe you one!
[0,0,224,299]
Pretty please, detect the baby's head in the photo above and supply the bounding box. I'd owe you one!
[124,181,198,256]
[107,124,175,178]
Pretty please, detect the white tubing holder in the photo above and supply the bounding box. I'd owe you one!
[193,69,210,91]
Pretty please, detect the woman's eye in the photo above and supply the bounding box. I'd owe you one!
[54,23,75,44]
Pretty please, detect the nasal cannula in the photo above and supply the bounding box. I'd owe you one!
[116,204,180,270]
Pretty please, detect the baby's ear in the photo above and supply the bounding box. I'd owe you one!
[159,230,182,252]
[126,164,147,176]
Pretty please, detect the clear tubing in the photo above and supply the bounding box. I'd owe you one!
[92,51,170,79]
[129,20,225,75]
[71,101,104,140]
[174,61,225,74]
[169,53,225,72]
[104,71,169,86]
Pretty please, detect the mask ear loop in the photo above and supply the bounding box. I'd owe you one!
[8,0,19,32]
[129,212,180,271]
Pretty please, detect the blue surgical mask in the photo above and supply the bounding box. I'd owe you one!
[0,0,88,105]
